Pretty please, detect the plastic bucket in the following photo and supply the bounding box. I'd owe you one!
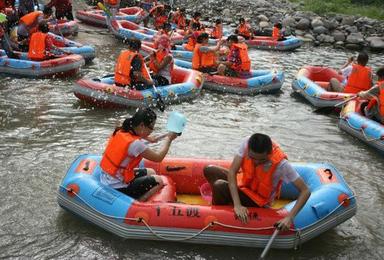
[166,111,186,134]
[199,182,212,203]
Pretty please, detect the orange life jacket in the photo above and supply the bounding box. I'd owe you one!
[184,31,200,51]
[378,80,384,118]
[114,50,151,86]
[28,32,47,61]
[238,142,288,207]
[20,11,42,27]
[344,64,372,94]
[192,43,216,70]
[100,131,143,184]
[238,23,251,38]
[211,25,222,39]
[272,27,280,40]
[149,49,173,73]
[231,43,251,71]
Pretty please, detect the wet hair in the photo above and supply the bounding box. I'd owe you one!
[129,38,141,51]
[191,22,201,30]
[227,34,239,43]
[215,19,222,24]
[376,66,384,79]
[248,133,272,154]
[357,51,369,66]
[196,32,209,43]
[239,18,245,23]
[114,108,157,135]
[38,21,49,33]
[163,22,172,31]
[193,12,201,19]
[43,6,53,15]
[274,23,282,29]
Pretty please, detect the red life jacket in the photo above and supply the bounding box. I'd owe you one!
[149,49,173,73]
[114,50,150,86]
[238,142,288,207]
[192,43,216,70]
[28,32,47,61]
[100,131,143,183]
[344,64,372,94]
[105,0,118,5]
[231,43,251,71]
[154,15,167,30]
[272,27,280,40]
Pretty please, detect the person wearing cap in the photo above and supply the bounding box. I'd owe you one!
[114,38,154,90]
[148,34,173,86]
[100,107,178,201]
[0,13,18,59]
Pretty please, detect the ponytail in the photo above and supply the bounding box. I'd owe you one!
[113,108,157,136]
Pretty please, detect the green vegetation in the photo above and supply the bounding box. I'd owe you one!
[289,0,384,20]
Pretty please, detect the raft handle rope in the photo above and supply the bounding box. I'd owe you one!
[341,115,383,142]
[59,185,355,244]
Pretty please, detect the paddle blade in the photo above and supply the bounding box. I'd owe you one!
[97,2,112,16]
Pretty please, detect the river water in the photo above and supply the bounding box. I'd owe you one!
[1,5,384,260]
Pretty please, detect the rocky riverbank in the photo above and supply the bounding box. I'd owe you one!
[174,0,384,51]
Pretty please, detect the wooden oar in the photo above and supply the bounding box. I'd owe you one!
[314,95,357,114]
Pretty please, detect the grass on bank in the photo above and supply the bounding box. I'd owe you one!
[289,0,384,20]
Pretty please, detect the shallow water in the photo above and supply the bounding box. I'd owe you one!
[1,5,384,260]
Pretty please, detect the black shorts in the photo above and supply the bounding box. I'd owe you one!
[117,169,158,199]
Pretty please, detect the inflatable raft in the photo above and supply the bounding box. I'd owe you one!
[107,17,184,45]
[76,6,146,27]
[292,66,354,108]
[58,155,356,249]
[0,51,84,77]
[245,36,302,51]
[73,66,203,108]
[175,59,284,95]
[339,98,384,155]
[47,33,96,62]
[48,19,79,37]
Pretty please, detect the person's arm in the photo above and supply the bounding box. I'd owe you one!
[358,85,379,99]
[199,40,222,53]
[275,177,310,231]
[131,55,154,85]
[339,57,354,71]
[140,133,178,162]
[227,155,249,223]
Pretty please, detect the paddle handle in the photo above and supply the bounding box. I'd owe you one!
[259,229,279,260]
[335,95,357,107]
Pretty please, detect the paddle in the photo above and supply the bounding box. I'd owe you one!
[145,65,165,112]
[97,2,112,17]
[314,95,357,114]
[259,228,280,260]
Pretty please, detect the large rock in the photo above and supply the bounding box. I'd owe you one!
[296,18,311,30]
[370,38,384,51]
[333,31,346,42]
[311,18,324,28]
[346,33,364,44]
[259,21,270,29]
[257,14,269,22]
[345,43,363,50]
[303,33,315,41]
[341,16,355,26]
[222,8,231,17]
[346,25,358,33]
[295,29,305,36]
[282,16,296,27]
[313,26,328,35]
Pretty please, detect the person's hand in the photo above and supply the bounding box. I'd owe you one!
[234,205,248,224]
[358,91,369,99]
[347,56,354,63]
[167,132,179,141]
[275,216,293,231]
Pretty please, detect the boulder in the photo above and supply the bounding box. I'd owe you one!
[313,26,328,35]
[346,33,364,44]
[296,18,311,30]
[345,43,363,50]
[333,31,346,42]
[346,25,358,33]
[282,16,296,27]
[257,14,269,22]
[370,38,384,51]
[259,21,270,29]
[222,8,231,17]
[303,33,315,41]
[341,16,355,26]
[311,18,324,28]
[295,29,305,36]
